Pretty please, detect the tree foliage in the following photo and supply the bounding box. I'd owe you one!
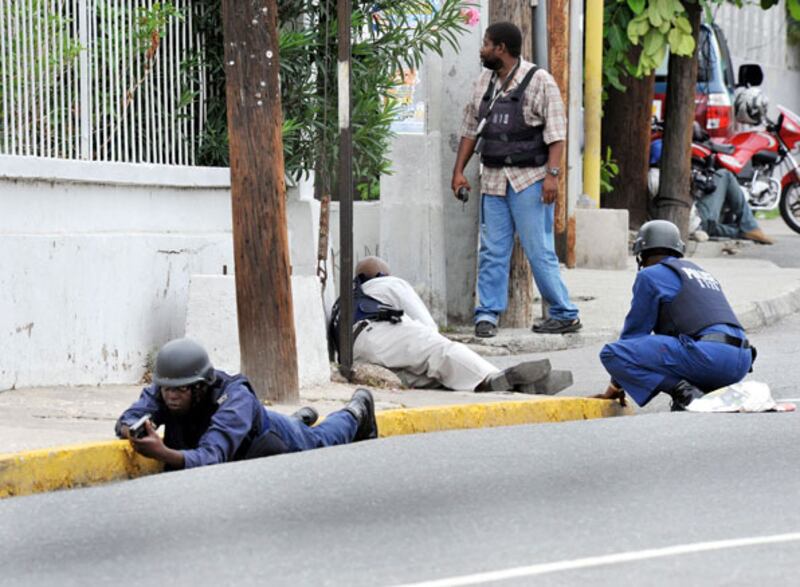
[188,1,472,199]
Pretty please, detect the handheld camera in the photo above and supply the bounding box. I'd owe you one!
[129,414,152,439]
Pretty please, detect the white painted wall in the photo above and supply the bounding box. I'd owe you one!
[716,1,800,117]
[0,155,327,390]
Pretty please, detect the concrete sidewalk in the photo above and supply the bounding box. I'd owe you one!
[448,225,800,355]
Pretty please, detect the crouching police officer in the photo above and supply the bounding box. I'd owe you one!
[115,338,377,469]
[596,220,755,411]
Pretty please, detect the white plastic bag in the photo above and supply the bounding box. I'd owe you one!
[686,381,795,413]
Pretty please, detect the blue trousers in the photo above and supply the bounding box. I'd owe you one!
[696,169,759,238]
[600,334,752,407]
[476,181,578,324]
[265,410,358,453]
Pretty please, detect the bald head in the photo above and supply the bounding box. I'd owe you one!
[355,256,390,281]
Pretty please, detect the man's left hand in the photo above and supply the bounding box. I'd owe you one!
[591,384,627,407]
[129,420,167,460]
[542,174,559,204]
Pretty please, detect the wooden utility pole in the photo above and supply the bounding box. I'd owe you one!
[656,1,702,239]
[601,49,654,228]
[547,0,572,266]
[221,0,299,403]
[490,1,536,329]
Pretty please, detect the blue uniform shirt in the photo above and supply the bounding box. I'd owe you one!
[621,260,745,340]
[117,370,268,469]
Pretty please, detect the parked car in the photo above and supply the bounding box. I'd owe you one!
[653,23,745,139]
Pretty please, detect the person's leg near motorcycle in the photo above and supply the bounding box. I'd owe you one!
[718,169,773,244]
[696,171,736,238]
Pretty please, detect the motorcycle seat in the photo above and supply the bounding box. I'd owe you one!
[752,150,779,166]
[708,142,735,155]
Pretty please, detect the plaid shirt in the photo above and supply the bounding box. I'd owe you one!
[460,59,567,196]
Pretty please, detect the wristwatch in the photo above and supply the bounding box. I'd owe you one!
[546,166,560,177]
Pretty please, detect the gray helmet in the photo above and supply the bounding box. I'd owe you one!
[633,220,685,258]
[153,338,216,387]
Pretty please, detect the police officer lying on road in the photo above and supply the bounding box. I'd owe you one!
[330,256,573,394]
[594,220,755,411]
[116,338,377,469]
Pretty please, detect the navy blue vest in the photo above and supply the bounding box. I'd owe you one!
[655,258,742,337]
[478,66,549,168]
[328,278,404,358]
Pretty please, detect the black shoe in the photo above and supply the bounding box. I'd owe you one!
[668,380,705,412]
[532,317,582,334]
[477,359,552,392]
[291,406,319,427]
[475,320,497,338]
[516,370,574,395]
[344,388,378,441]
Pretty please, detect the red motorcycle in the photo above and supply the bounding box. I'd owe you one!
[692,104,800,234]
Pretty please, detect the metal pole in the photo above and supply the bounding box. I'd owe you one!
[337,0,354,380]
[583,0,603,207]
[78,0,91,159]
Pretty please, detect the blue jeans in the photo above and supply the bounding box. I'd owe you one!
[696,169,759,238]
[266,410,358,452]
[475,181,578,324]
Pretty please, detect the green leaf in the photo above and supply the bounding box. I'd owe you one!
[643,29,665,56]
[627,0,646,15]
[647,5,664,28]
[789,0,800,20]
[675,16,692,34]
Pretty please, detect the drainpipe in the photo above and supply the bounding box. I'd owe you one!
[582,0,602,208]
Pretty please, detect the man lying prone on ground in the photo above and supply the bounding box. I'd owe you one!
[116,338,377,469]
[330,256,573,394]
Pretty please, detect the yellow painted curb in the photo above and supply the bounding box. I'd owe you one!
[1,398,629,499]
[0,439,163,499]
[377,397,631,437]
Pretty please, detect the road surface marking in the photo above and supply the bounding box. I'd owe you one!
[394,532,800,587]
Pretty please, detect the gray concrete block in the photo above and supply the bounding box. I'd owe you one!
[575,208,629,270]
[185,274,331,388]
[380,132,448,325]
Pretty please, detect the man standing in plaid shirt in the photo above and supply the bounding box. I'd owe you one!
[451,22,581,338]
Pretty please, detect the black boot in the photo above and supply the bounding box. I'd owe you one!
[668,380,705,412]
[291,406,319,427]
[344,388,378,441]
[476,359,552,392]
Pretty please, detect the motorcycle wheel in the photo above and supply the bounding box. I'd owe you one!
[779,181,800,235]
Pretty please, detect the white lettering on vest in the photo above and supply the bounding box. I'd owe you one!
[681,267,721,291]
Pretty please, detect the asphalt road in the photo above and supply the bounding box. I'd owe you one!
[737,217,800,268]
[490,311,800,413]
[1,411,799,586]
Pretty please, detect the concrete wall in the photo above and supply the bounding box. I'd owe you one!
[0,156,326,390]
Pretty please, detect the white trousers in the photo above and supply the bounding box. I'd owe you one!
[352,318,499,391]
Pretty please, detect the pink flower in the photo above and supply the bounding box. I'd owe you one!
[461,7,480,27]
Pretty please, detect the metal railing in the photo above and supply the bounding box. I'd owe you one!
[0,0,207,165]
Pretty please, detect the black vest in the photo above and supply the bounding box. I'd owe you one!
[654,258,742,337]
[478,66,549,168]
[328,277,404,359]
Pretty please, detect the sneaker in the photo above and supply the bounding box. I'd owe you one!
[475,320,497,338]
[532,317,582,334]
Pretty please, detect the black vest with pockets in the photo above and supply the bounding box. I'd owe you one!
[478,66,549,168]
[654,258,742,337]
